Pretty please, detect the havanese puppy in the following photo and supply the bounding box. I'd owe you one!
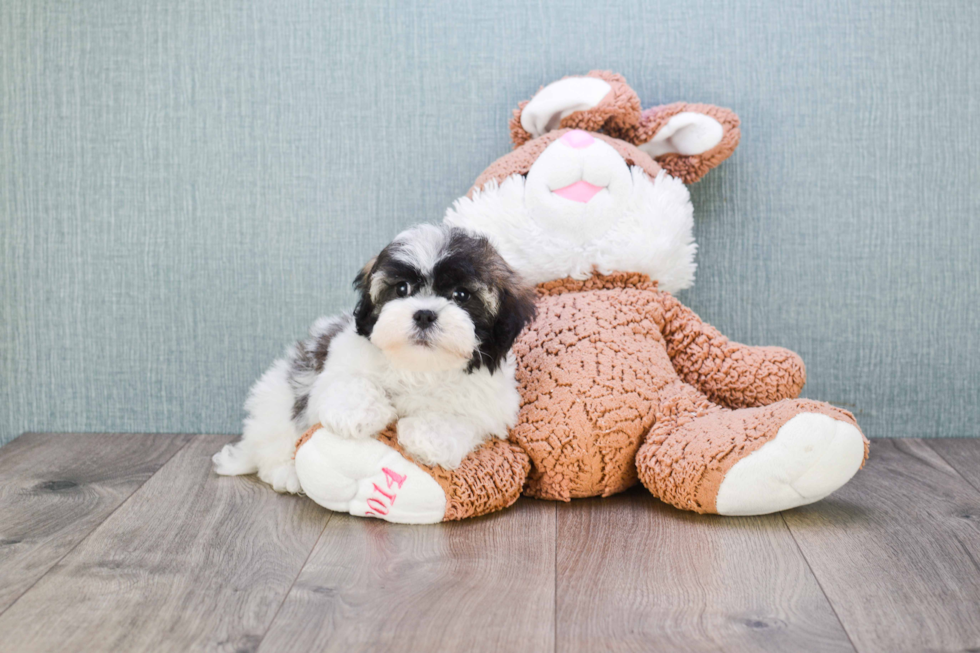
[212,224,537,493]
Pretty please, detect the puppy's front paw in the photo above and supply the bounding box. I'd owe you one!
[319,379,396,440]
[321,404,396,440]
[396,416,468,470]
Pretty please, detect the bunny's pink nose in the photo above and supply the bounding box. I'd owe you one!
[561,129,594,149]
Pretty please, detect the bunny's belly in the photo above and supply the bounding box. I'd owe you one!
[511,284,677,500]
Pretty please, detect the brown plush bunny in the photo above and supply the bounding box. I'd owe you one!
[294,72,868,522]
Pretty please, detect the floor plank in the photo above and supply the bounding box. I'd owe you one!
[927,437,980,494]
[555,488,853,653]
[0,434,329,653]
[4,434,978,652]
[259,499,556,653]
[784,439,980,653]
[0,432,191,615]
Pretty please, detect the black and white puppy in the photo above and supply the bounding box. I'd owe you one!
[213,224,537,493]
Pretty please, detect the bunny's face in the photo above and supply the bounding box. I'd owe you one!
[523,130,634,245]
[444,72,741,293]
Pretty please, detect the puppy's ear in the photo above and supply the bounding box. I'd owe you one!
[352,256,376,293]
[479,281,537,374]
[352,256,377,337]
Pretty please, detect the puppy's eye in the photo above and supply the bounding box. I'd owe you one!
[452,288,471,304]
[395,282,411,297]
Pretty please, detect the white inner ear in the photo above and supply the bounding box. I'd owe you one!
[520,77,612,138]
[638,112,724,158]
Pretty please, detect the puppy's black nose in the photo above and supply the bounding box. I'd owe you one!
[413,309,438,329]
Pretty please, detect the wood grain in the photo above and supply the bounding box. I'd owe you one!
[555,488,854,653]
[0,432,191,615]
[259,499,556,653]
[784,439,980,653]
[4,434,980,651]
[927,437,980,494]
[0,434,329,653]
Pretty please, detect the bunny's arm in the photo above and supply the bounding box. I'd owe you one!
[650,291,806,409]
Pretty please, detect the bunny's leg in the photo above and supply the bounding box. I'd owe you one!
[636,381,868,515]
[294,424,530,523]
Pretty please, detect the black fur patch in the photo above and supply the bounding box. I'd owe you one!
[472,283,537,373]
[353,244,424,338]
[432,229,536,373]
[291,393,310,423]
[290,315,351,421]
[353,226,536,374]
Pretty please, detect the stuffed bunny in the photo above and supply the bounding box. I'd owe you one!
[294,71,868,523]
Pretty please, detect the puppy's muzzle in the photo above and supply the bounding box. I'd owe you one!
[413,309,438,330]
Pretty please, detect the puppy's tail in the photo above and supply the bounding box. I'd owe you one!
[212,442,258,476]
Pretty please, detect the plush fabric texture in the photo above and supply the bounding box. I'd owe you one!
[373,426,530,521]
[636,397,864,513]
[297,423,530,521]
[613,102,742,184]
[451,72,865,518]
[449,168,698,293]
[469,129,662,197]
[513,273,663,499]
[293,273,863,517]
[295,424,319,452]
[508,71,739,185]
[292,70,869,522]
[655,289,807,409]
[508,272,867,506]
[510,71,642,148]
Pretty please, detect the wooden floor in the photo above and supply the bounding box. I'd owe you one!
[0,435,979,652]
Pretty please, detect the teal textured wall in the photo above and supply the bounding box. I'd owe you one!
[2,0,979,445]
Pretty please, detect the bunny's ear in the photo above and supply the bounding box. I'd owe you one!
[509,71,641,148]
[626,103,741,184]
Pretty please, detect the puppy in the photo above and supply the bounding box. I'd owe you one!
[212,224,537,493]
